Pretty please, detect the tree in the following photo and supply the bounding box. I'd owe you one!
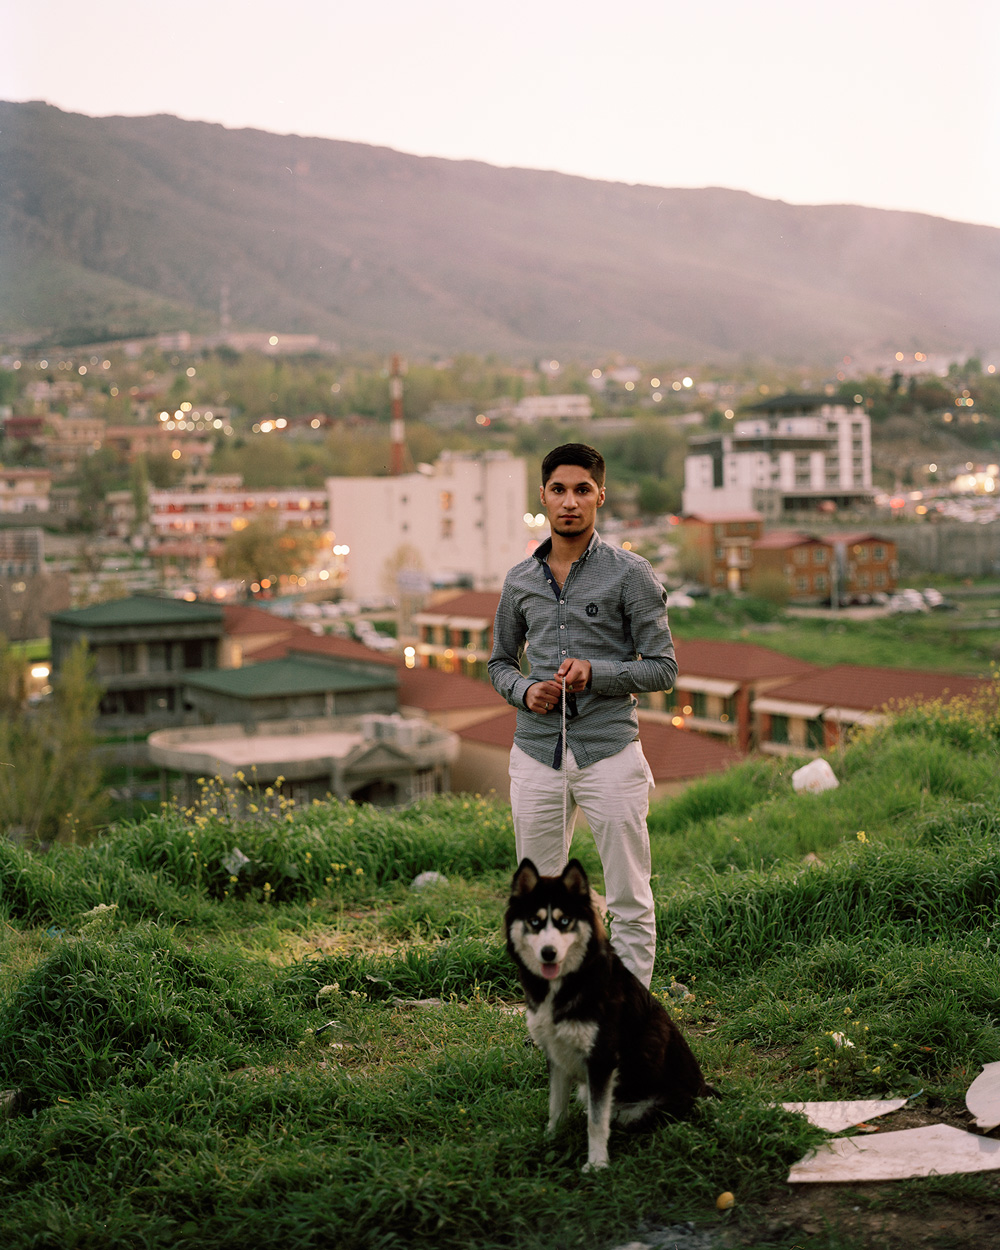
[218,516,321,591]
[0,639,106,847]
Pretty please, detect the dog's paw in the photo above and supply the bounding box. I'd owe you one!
[582,1157,609,1172]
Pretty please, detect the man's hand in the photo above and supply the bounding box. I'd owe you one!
[556,657,591,692]
[527,659,592,714]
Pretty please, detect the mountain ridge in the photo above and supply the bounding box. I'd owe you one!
[2,100,998,363]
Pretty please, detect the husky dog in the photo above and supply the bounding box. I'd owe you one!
[505,857,716,1170]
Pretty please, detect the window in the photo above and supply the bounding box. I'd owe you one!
[770,714,789,744]
[183,640,205,669]
[813,547,827,564]
[806,719,824,750]
[690,691,707,718]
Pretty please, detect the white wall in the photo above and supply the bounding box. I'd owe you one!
[327,452,532,600]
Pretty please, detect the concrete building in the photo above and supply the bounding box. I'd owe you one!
[181,652,399,725]
[148,712,458,809]
[0,468,52,515]
[149,480,328,543]
[683,395,874,519]
[49,595,231,730]
[327,451,532,602]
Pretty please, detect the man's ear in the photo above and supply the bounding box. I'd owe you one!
[597,487,606,507]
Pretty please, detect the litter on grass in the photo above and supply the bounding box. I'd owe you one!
[965,1061,1000,1131]
[788,1124,1000,1183]
[781,1098,907,1134]
[791,758,839,794]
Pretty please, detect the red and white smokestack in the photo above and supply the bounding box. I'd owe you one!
[390,354,406,476]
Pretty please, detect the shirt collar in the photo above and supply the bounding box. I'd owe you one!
[532,531,602,565]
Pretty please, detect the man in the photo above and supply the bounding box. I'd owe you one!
[488,443,676,987]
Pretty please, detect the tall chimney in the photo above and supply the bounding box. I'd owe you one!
[390,354,406,476]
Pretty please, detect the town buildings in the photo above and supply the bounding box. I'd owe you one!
[683,394,874,519]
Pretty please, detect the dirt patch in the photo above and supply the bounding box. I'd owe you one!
[722,1104,1000,1249]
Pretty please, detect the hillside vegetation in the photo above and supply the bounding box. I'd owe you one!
[3,100,1000,360]
[1,683,999,1249]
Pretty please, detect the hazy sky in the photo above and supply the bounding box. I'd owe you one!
[6,0,999,228]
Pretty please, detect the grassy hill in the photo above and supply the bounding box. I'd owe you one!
[4,100,1000,362]
[2,686,999,1249]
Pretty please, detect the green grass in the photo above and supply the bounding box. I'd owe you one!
[1,687,1000,1249]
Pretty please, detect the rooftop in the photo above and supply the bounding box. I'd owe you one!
[184,653,398,698]
[674,638,817,683]
[50,594,224,629]
[760,664,989,714]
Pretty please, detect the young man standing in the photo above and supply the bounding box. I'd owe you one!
[488,443,676,987]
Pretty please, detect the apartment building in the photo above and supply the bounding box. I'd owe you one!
[0,468,52,514]
[149,479,328,541]
[683,394,874,519]
[326,451,531,601]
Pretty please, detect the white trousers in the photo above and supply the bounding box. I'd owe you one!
[508,740,657,988]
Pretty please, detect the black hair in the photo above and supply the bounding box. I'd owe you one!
[540,443,606,488]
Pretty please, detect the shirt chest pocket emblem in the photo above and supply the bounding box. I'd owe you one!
[585,603,599,617]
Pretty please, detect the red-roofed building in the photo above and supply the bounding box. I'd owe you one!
[397,663,507,731]
[753,664,990,755]
[678,512,763,592]
[408,589,501,680]
[659,638,817,751]
[750,530,834,604]
[750,530,897,605]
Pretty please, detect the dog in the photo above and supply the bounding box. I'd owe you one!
[505,857,717,1170]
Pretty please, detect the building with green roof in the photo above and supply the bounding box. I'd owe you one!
[50,594,229,730]
[182,652,398,724]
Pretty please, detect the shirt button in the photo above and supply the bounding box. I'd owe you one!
[560,624,565,629]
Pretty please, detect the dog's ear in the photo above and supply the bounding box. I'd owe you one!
[511,859,539,896]
[562,859,590,896]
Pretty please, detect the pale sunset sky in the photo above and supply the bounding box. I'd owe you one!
[4,0,999,229]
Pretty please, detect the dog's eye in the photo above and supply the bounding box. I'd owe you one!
[555,915,573,930]
[527,916,544,932]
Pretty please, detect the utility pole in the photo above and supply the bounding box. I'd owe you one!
[390,355,407,476]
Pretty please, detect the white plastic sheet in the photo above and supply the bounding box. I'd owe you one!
[966,1061,1000,1132]
[781,1098,907,1134]
[788,1124,1000,1183]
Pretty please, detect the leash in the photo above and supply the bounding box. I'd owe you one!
[561,676,569,839]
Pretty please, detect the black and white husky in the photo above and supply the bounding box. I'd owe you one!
[505,857,717,1170]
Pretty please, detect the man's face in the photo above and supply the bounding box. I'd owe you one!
[540,464,605,540]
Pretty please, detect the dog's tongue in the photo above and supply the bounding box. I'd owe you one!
[541,963,560,980]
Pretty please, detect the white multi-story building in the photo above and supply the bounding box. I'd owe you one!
[149,478,328,541]
[327,451,533,601]
[682,395,874,519]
